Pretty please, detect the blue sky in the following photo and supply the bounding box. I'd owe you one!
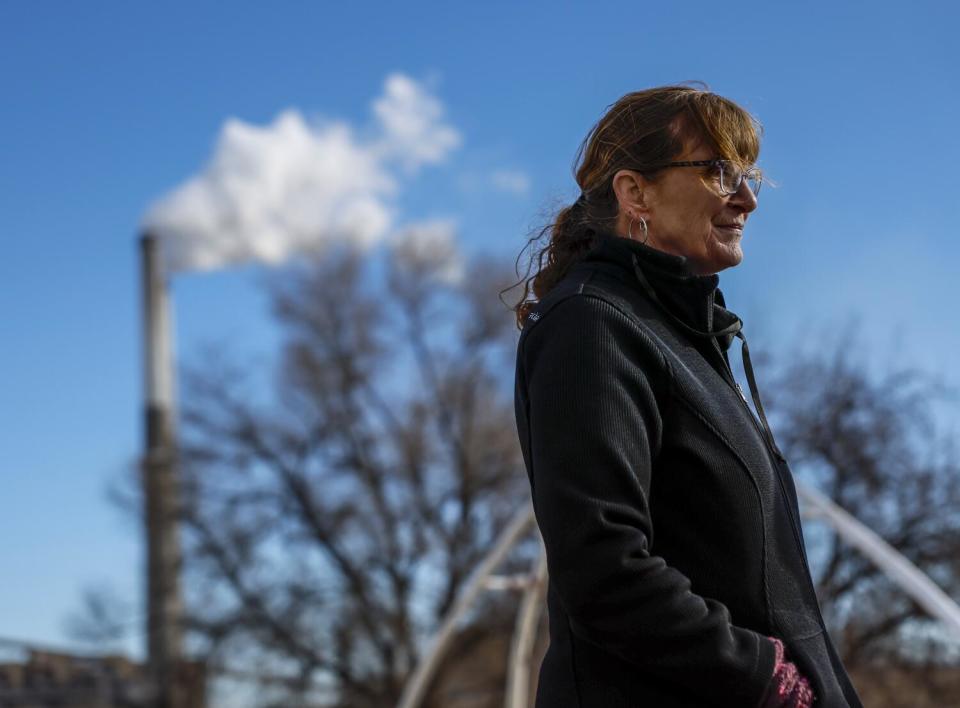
[2,0,958,665]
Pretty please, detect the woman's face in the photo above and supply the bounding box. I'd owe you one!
[613,140,758,275]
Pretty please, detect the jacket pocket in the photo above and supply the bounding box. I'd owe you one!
[772,609,860,707]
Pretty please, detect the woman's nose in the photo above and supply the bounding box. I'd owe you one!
[729,179,758,212]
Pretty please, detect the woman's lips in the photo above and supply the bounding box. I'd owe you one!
[714,225,743,242]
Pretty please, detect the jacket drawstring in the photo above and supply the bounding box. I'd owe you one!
[631,254,786,462]
[733,329,785,462]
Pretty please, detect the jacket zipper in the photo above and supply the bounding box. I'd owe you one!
[709,338,828,634]
[627,253,828,634]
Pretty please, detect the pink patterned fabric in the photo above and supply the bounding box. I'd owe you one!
[762,637,816,708]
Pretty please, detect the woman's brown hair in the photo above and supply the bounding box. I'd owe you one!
[503,82,763,329]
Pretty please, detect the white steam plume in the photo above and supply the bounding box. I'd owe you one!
[141,73,461,273]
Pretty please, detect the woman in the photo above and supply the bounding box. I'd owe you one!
[511,86,864,707]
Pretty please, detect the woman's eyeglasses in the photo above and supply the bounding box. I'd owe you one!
[635,159,762,197]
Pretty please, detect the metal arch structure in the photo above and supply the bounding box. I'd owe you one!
[398,483,960,708]
[397,506,538,708]
[796,482,960,634]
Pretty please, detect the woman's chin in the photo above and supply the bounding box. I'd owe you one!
[706,242,743,273]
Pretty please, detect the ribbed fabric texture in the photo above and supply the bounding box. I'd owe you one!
[762,637,816,708]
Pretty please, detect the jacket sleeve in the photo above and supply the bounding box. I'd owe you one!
[517,294,777,707]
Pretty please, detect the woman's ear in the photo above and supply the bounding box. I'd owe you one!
[612,169,651,218]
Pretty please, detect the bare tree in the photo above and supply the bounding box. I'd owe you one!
[63,581,132,652]
[93,230,960,707]
[761,321,960,705]
[171,241,530,707]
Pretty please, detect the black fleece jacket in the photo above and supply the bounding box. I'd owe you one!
[513,229,864,707]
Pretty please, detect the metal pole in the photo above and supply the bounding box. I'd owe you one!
[397,504,535,708]
[504,545,547,708]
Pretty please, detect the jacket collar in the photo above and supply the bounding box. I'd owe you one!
[580,228,742,352]
[577,227,786,463]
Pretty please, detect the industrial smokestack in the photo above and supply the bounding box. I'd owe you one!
[133,73,463,707]
[140,232,184,708]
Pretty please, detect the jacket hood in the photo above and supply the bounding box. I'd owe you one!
[580,228,743,352]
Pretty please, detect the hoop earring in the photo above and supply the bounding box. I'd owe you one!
[629,215,649,244]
